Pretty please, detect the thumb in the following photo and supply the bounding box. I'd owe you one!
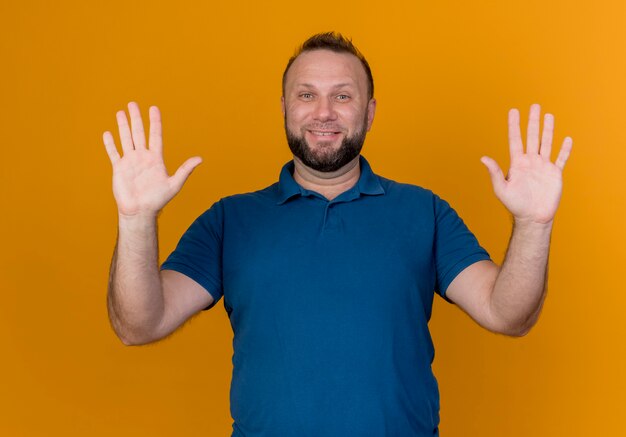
[170,156,203,192]
[480,156,506,195]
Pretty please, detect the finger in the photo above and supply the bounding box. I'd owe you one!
[128,102,146,149]
[508,108,523,161]
[555,137,573,170]
[149,106,163,155]
[540,113,554,160]
[480,156,506,195]
[526,103,541,155]
[116,110,134,153]
[170,156,203,192]
[103,131,121,165]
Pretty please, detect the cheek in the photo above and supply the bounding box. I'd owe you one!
[339,108,365,129]
[286,106,310,127]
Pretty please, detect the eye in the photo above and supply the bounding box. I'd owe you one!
[336,94,350,101]
[299,92,314,100]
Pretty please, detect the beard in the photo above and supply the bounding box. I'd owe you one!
[284,114,368,173]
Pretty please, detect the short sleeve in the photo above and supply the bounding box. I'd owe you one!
[432,194,491,299]
[160,200,224,310]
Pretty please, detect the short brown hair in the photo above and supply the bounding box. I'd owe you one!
[282,32,374,100]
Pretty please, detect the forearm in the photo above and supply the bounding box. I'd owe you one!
[489,219,553,336]
[108,214,165,345]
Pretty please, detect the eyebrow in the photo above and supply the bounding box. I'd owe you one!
[295,82,355,89]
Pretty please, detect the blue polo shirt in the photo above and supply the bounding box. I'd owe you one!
[161,156,490,436]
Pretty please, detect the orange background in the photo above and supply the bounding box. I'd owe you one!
[1,0,624,435]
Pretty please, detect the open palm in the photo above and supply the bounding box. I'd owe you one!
[481,104,573,224]
[103,103,202,217]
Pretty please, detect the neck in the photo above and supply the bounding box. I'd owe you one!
[292,155,361,201]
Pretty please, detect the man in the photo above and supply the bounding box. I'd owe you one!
[103,32,572,436]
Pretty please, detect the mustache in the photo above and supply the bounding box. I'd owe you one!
[302,124,346,132]
[282,114,346,133]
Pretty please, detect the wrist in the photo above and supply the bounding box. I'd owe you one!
[118,211,158,232]
[512,216,554,235]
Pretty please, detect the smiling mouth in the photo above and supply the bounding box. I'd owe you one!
[309,130,341,136]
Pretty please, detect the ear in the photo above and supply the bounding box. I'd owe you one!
[366,98,376,131]
[281,96,286,118]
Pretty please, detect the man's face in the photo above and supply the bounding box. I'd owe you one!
[282,49,376,173]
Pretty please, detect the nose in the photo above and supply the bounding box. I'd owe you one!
[312,97,338,122]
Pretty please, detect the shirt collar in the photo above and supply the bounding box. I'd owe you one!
[276,155,385,205]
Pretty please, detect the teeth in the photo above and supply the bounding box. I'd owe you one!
[312,131,336,136]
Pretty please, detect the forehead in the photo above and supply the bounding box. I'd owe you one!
[285,49,368,90]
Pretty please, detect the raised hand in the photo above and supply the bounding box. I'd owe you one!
[103,102,202,218]
[480,104,573,225]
